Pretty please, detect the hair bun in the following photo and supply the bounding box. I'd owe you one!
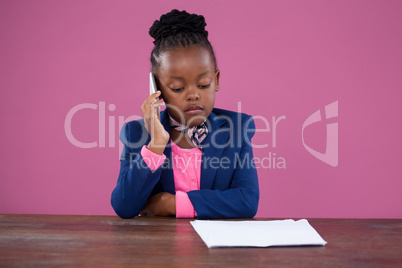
[149,9,208,43]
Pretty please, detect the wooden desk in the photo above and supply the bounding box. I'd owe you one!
[1,215,401,267]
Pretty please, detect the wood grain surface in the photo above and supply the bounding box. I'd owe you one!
[1,215,401,267]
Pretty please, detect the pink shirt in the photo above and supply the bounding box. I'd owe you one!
[140,140,202,218]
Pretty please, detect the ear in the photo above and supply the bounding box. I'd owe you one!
[215,69,220,92]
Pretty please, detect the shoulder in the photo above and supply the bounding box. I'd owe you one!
[212,107,252,119]
[211,108,256,140]
[211,108,255,127]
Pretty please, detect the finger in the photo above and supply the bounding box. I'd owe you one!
[142,91,161,112]
[142,92,161,119]
[150,100,165,110]
[144,92,162,119]
[155,100,165,120]
[148,91,162,106]
[149,94,162,114]
[150,101,165,118]
[150,101,165,127]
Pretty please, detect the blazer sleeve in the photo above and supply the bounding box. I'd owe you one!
[111,121,164,219]
[187,115,260,219]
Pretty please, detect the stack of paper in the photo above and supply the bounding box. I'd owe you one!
[191,219,327,248]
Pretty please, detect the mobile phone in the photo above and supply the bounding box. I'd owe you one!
[149,72,158,95]
[149,72,160,113]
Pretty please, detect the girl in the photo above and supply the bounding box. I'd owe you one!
[111,9,259,219]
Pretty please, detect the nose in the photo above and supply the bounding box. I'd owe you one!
[186,87,200,102]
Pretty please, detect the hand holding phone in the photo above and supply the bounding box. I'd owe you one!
[143,73,168,154]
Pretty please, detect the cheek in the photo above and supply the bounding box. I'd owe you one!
[163,94,185,115]
[203,90,216,106]
[205,93,214,102]
[164,93,183,105]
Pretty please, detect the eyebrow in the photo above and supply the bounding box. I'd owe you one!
[170,71,210,80]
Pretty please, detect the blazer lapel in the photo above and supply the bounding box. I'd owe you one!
[200,111,229,189]
[159,110,175,193]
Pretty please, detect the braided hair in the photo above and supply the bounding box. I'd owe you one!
[149,9,217,71]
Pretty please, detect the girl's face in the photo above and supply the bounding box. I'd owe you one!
[155,45,220,127]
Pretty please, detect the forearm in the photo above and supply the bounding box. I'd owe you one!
[188,187,259,219]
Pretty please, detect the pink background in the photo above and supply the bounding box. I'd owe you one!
[1,0,401,218]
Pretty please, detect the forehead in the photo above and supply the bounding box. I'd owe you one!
[157,45,214,76]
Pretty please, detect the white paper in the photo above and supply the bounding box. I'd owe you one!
[190,219,327,248]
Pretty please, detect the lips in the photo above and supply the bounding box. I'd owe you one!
[185,105,203,112]
[184,105,203,115]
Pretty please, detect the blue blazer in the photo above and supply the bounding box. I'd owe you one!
[111,108,259,219]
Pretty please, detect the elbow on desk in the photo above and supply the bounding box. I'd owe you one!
[236,199,258,219]
[111,203,138,219]
[110,196,140,219]
[236,188,259,219]
[245,202,258,218]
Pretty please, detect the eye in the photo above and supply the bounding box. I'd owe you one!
[199,83,211,89]
[170,87,184,92]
